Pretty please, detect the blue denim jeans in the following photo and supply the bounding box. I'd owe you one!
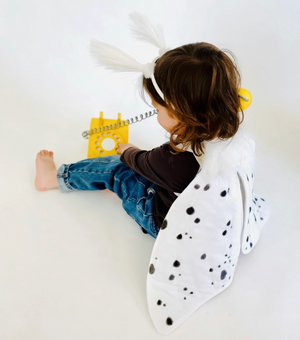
[56,155,159,238]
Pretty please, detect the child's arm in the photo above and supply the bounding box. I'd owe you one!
[116,143,137,155]
[120,143,199,193]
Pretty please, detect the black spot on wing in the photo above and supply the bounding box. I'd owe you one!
[186,207,195,215]
[220,270,227,280]
[173,260,180,267]
[204,184,210,191]
[161,219,168,230]
[220,190,227,197]
[149,264,155,274]
[166,317,173,325]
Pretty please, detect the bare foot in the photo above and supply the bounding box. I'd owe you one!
[35,150,58,191]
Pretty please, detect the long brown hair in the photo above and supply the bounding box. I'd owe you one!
[143,42,244,155]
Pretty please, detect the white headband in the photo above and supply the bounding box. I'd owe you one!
[90,12,168,101]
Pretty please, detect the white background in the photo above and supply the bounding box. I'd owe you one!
[0,0,299,339]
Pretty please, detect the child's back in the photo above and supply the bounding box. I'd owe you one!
[120,142,200,227]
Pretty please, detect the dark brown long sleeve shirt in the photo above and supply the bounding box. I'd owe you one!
[120,143,200,227]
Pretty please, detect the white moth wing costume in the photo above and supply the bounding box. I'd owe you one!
[147,129,271,335]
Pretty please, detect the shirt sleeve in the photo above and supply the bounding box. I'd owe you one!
[120,145,173,189]
[120,144,199,193]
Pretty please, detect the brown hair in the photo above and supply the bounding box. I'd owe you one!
[143,42,243,155]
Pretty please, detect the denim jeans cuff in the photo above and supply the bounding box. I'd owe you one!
[57,164,75,193]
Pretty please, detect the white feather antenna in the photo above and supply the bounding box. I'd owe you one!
[90,40,153,77]
[89,12,167,100]
[129,12,168,56]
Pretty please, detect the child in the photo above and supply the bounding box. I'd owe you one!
[35,13,270,334]
[35,41,241,239]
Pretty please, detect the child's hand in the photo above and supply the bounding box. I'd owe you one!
[116,143,136,155]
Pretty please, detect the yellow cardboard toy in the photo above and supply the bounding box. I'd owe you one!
[87,112,129,158]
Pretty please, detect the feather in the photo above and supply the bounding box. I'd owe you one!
[199,128,255,177]
[90,40,144,73]
[129,12,168,56]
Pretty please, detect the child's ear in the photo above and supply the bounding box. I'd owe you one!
[167,106,177,119]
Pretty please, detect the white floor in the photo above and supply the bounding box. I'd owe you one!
[1,1,300,339]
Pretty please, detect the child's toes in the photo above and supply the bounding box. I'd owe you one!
[41,150,49,156]
[36,150,54,159]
